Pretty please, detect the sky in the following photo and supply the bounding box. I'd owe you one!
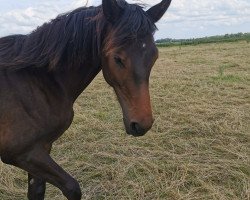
[0,0,250,39]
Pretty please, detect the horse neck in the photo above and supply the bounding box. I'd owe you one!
[54,61,101,103]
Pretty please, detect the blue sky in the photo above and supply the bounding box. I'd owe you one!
[0,0,250,39]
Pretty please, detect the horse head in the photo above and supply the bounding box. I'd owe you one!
[101,0,172,136]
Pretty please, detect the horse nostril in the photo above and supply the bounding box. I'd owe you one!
[131,122,139,133]
[130,122,146,136]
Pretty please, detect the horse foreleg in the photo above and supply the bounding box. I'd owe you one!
[28,174,46,200]
[14,146,82,200]
[27,144,52,200]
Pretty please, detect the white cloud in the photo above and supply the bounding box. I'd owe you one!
[154,0,250,38]
[160,0,250,25]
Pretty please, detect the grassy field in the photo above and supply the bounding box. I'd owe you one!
[0,41,249,200]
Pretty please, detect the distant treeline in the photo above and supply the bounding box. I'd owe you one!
[156,32,250,47]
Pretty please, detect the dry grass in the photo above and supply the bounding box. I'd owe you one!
[0,41,249,200]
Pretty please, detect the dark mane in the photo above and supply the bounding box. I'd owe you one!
[0,2,156,71]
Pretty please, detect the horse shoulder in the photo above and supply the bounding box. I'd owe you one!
[0,71,75,158]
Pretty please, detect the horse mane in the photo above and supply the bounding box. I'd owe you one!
[0,2,156,71]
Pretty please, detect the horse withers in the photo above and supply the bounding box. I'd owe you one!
[0,0,172,199]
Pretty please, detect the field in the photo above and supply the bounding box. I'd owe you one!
[0,41,249,200]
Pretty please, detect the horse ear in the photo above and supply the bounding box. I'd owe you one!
[102,0,123,23]
[146,0,172,23]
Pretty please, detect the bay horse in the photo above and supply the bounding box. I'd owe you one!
[0,0,172,199]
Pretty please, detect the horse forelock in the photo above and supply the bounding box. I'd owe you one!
[103,3,157,55]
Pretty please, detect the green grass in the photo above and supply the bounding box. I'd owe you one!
[0,41,249,200]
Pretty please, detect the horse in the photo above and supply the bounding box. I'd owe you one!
[0,0,172,199]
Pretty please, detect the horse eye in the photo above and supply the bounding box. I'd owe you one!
[114,56,125,68]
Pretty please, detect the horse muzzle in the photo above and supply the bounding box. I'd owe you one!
[123,117,154,137]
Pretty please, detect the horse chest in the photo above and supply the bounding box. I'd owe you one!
[46,107,74,137]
